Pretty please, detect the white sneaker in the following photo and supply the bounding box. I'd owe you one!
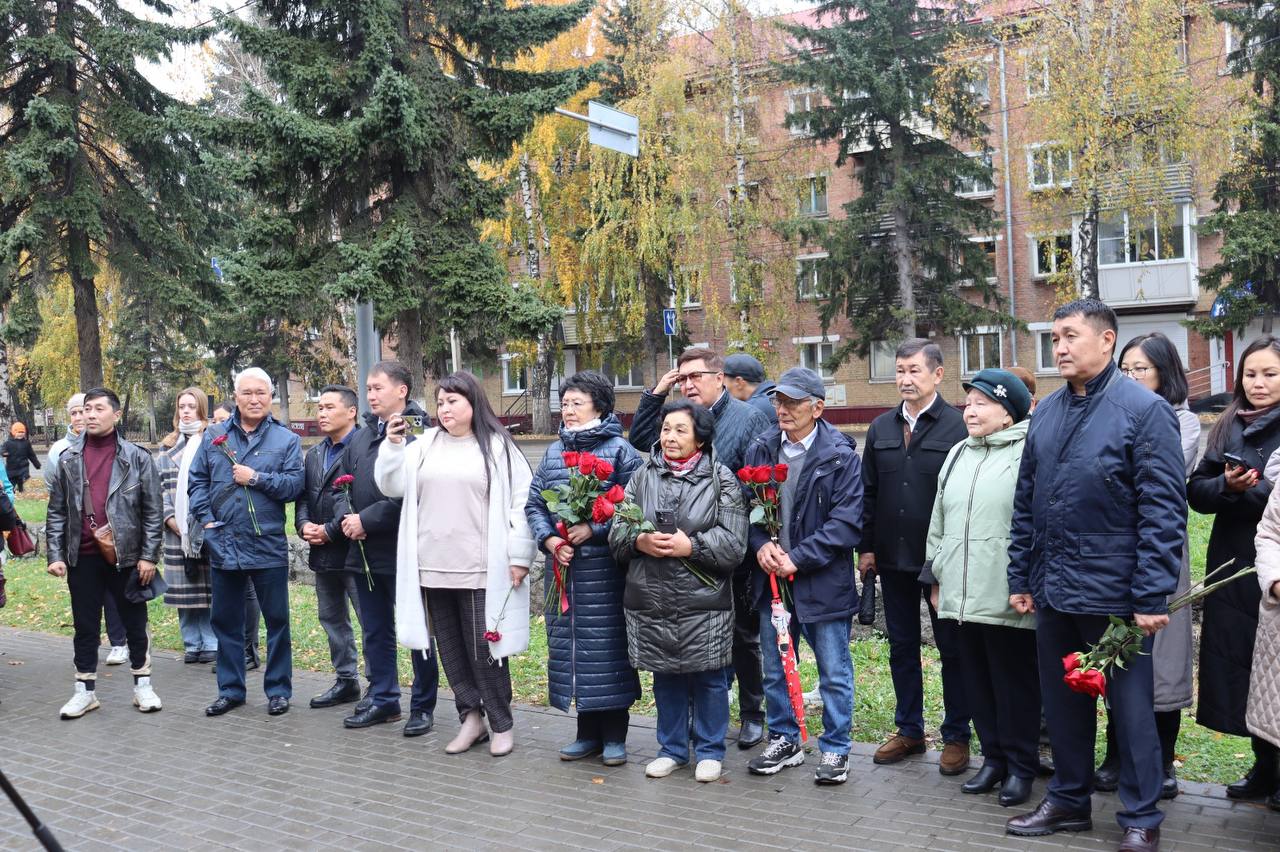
[645,756,685,778]
[133,677,162,713]
[105,646,129,665]
[695,759,722,783]
[60,683,101,719]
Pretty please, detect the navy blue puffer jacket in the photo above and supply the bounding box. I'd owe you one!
[526,415,644,713]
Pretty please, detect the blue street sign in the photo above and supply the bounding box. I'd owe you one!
[662,308,677,336]
[1211,296,1227,319]
[210,257,224,282]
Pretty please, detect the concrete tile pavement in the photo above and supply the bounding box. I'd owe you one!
[0,627,1276,851]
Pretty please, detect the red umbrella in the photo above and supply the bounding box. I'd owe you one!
[769,573,808,745]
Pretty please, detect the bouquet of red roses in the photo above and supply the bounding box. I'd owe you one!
[737,463,788,537]
[1062,559,1255,699]
[211,433,261,536]
[539,451,617,614]
[332,474,373,590]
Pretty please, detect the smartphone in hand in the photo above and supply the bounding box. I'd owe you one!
[654,510,678,534]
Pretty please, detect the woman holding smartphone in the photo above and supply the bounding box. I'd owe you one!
[374,371,537,757]
[1189,335,1280,803]
[608,400,747,783]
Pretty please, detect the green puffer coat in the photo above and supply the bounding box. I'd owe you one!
[922,419,1035,630]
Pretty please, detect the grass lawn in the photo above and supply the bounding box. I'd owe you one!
[0,508,1251,784]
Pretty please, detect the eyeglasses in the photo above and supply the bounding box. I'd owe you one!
[678,370,720,384]
[561,400,593,410]
[1120,366,1153,377]
[772,396,813,409]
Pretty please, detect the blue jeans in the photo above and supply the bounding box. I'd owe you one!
[211,567,291,701]
[760,611,854,755]
[652,670,729,763]
[177,607,217,653]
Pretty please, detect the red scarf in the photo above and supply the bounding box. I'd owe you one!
[1239,403,1279,425]
[664,450,703,473]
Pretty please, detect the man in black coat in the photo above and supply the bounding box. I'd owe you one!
[336,361,438,735]
[859,338,972,775]
[628,347,774,748]
[296,385,364,709]
[1005,300,1185,851]
[724,353,778,425]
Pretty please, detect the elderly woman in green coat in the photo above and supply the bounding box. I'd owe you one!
[920,369,1036,808]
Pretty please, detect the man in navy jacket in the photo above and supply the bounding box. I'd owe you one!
[1005,300,1185,852]
[742,367,863,785]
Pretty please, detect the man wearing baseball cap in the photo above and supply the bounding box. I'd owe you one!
[742,367,863,784]
[724,353,777,424]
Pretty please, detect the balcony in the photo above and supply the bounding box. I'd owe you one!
[1098,259,1196,310]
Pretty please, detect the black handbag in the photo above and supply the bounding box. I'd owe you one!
[858,569,877,625]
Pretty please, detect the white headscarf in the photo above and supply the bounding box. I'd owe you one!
[174,419,205,555]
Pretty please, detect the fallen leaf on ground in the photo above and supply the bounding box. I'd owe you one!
[591,777,604,784]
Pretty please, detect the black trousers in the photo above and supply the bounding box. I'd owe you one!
[880,569,970,742]
[68,553,150,678]
[426,588,513,732]
[357,572,438,713]
[727,566,764,722]
[956,621,1041,779]
[577,708,630,744]
[1037,607,1163,830]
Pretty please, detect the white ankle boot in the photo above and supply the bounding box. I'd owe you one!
[445,711,489,754]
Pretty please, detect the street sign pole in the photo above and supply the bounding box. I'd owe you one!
[662,307,677,369]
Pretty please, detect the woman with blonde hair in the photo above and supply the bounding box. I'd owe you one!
[157,387,217,663]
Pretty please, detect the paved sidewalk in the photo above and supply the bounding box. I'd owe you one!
[0,628,1275,851]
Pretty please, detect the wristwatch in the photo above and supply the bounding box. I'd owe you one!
[249,471,261,487]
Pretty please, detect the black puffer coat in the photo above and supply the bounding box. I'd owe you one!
[609,451,748,674]
[526,415,644,713]
[1188,406,1280,736]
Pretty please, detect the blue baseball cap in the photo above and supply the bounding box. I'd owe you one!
[768,367,826,401]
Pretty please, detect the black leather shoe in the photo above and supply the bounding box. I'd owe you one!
[205,696,245,716]
[343,703,402,728]
[999,775,1034,808]
[403,711,434,737]
[196,650,217,664]
[1006,798,1092,837]
[1227,761,1278,800]
[1093,756,1120,792]
[1118,826,1160,852]
[353,687,373,715]
[1267,789,1280,812]
[245,647,261,672]
[962,764,1006,794]
[1037,758,1055,777]
[184,651,200,664]
[267,696,289,715]
[311,679,361,709]
[1160,763,1179,800]
[738,720,765,749]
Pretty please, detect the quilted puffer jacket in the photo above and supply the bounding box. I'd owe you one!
[525,415,643,713]
[1248,487,1280,749]
[608,451,748,674]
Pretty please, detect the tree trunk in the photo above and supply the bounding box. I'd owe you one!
[69,233,105,390]
[530,335,555,435]
[0,336,14,424]
[518,154,540,280]
[394,307,426,407]
[889,128,917,338]
[1078,188,1100,300]
[276,372,291,424]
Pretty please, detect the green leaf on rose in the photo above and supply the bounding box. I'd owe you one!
[749,505,766,525]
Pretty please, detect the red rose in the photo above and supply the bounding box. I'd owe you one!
[211,434,228,446]
[737,467,752,482]
[605,484,625,503]
[773,463,789,482]
[578,453,597,475]
[1062,652,1084,673]
[1063,667,1107,699]
[563,451,579,468]
[332,474,355,489]
[593,457,614,478]
[483,630,501,643]
[591,494,616,524]
[764,486,778,502]
[751,466,771,484]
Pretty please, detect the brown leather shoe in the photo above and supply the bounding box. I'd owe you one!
[939,740,971,776]
[1006,798,1092,837]
[1118,827,1160,852]
[873,733,927,765]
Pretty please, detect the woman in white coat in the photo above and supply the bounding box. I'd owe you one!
[375,371,536,757]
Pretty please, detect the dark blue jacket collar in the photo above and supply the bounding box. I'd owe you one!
[560,413,625,450]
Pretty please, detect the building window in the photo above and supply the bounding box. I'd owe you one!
[800,341,837,381]
[1027,144,1072,190]
[726,98,761,142]
[1037,331,1055,373]
[966,65,991,103]
[1098,206,1187,267]
[796,254,830,301]
[1033,233,1073,278]
[502,357,527,394]
[727,181,761,205]
[603,360,643,389]
[1025,52,1050,97]
[955,151,995,197]
[677,267,702,308]
[870,340,896,381]
[960,329,1001,376]
[798,175,828,216]
[787,89,817,137]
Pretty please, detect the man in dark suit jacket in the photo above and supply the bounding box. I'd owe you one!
[296,385,363,709]
[859,339,971,775]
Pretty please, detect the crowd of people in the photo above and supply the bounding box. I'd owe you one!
[25,298,1280,852]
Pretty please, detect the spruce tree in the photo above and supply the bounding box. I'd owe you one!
[0,0,228,389]
[778,0,1011,355]
[1196,1,1280,335]
[210,0,594,391]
